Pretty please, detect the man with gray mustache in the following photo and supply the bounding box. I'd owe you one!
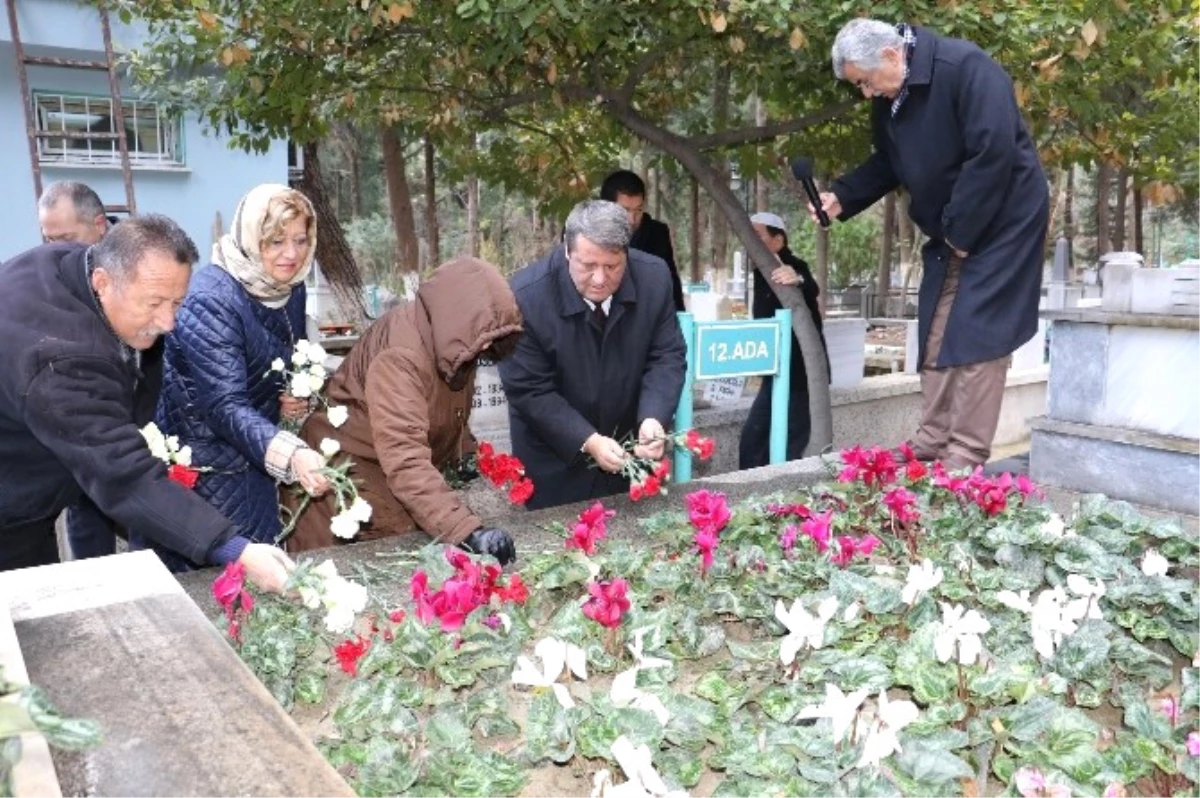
[0,215,294,592]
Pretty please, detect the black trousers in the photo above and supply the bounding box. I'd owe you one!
[0,516,60,572]
[738,372,812,470]
[65,494,118,560]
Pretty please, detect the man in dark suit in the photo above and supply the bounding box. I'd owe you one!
[498,200,687,510]
[600,170,685,312]
[812,19,1048,469]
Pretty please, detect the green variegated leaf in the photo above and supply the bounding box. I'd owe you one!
[892,736,973,785]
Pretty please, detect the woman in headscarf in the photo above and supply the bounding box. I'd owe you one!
[135,184,330,569]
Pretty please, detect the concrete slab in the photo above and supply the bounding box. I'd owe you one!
[6,552,353,798]
[0,597,61,798]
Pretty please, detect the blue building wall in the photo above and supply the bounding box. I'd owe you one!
[1,0,288,262]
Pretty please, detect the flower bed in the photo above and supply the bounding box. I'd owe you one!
[218,448,1199,798]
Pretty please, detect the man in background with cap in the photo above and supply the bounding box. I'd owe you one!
[739,212,828,468]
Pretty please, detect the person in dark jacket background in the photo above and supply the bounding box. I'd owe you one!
[499,199,687,510]
[600,170,685,312]
[35,180,136,562]
[0,216,292,590]
[739,212,829,469]
[811,19,1049,469]
[139,184,330,570]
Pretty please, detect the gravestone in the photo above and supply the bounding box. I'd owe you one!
[4,553,354,797]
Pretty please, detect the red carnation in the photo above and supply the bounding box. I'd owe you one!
[168,463,200,489]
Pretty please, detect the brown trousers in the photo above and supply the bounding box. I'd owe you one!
[910,256,1010,469]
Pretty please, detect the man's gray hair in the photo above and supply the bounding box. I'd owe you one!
[564,199,632,253]
[831,19,905,79]
[38,181,106,222]
[91,214,199,287]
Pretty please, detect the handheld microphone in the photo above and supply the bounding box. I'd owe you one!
[791,157,830,229]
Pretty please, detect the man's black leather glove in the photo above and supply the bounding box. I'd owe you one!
[459,527,516,566]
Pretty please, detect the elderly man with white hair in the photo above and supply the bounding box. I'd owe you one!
[809,19,1049,470]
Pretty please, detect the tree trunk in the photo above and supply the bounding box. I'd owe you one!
[296,142,364,320]
[424,136,440,268]
[1064,167,1075,240]
[380,125,419,273]
[1113,168,1128,251]
[754,97,769,212]
[877,192,896,296]
[708,65,731,280]
[1133,184,1144,255]
[689,176,700,284]
[1095,161,1113,257]
[466,172,480,257]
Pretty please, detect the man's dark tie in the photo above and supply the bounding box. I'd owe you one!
[590,303,607,331]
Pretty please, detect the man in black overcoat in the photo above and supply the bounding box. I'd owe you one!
[601,170,685,312]
[812,19,1049,469]
[499,200,687,510]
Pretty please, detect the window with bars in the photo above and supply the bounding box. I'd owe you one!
[33,92,184,167]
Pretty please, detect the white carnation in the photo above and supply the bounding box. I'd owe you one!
[348,497,373,524]
[306,372,325,393]
[290,378,312,399]
[307,342,328,363]
[319,438,341,457]
[140,422,170,462]
[330,512,360,540]
[309,364,327,381]
[327,405,349,428]
[324,603,356,634]
[270,357,286,372]
[291,349,310,367]
[175,445,193,467]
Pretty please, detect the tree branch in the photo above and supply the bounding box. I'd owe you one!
[689,99,859,151]
[616,50,664,104]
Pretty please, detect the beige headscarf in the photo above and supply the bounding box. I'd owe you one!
[212,183,317,308]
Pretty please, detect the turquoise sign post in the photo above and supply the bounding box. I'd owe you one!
[674,308,792,483]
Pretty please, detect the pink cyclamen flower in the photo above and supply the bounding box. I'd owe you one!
[1187,731,1200,756]
[1014,766,1070,798]
[694,528,720,574]
[800,509,834,553]
[780,524,800,556]
[582,578,631,628]
[1159,696,1181,726]
[829,534,881,568]
[1102,783,1127,798]
[685,490,731,535]
[566,501,614,556]
[883,486,920,525]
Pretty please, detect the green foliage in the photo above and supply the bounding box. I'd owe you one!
[222,459,1200,797]
[1,669,102,796]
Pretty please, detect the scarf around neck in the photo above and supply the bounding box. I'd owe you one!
[212,183,316,309]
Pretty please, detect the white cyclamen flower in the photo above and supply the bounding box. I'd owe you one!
[775,595,839,665]
[327,405,349,428]
[797,682,869,744]
[270,357,286,372]
[591,735,687,798]
[330,512,360,540]
[319,438,341,457]
[1065,574,1106,621]
[611,627,673,725]
[175,445,193,467]
[933,602,991,665]
[843,602,861,623]
[1029,586,1078,659]
[511,636,588,709]
[856,691,919,769]
[1141,549,1169,577]
[995,589,1033,614]
[347,497,372,524]
[901,558,944,605]
[140,422,170,462]
[1040,513,1070,540]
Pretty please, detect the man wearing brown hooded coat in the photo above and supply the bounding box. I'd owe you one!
[284,257,524,563]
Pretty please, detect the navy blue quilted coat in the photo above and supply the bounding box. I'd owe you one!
[150,265,306,560]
